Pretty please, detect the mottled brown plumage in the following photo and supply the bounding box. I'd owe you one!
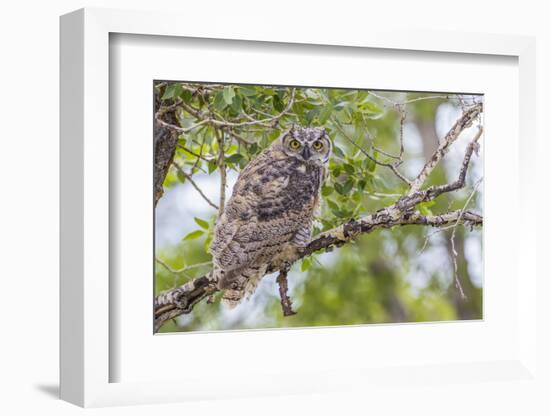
[209,126,332,306]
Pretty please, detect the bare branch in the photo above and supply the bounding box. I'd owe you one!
[155,258,212,275]
[226,129,254,146]
[172,162,219,210]
[176,144,214,163]
[276,268,297,316]
[409,103,483,193]
[215,128,227,217]
[449,178,483,299]
[424,126,483,199]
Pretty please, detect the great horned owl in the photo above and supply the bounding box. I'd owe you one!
[209,125,332,306]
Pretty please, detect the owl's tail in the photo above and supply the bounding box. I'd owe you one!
[218,266,266,308]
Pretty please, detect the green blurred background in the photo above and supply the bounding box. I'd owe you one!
[154,83,483,333]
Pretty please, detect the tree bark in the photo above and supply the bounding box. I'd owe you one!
[154,88,180,206]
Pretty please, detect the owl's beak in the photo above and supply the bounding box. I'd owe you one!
[301,146,311,160]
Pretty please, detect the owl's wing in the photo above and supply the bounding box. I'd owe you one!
[210,155,314,272]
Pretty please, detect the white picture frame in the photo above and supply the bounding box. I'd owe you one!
[60,7,539,408]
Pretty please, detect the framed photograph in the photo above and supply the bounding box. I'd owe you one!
[152,82,484,334]
[60,7,539,408]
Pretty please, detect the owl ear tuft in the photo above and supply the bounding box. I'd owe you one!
[279,129,291,144]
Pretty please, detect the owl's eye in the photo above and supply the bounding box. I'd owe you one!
[289,139,301,149]
[312,140,324,150]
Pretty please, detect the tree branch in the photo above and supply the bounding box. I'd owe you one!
[409,102,482,193]
[172,162,219,210]
[215,128,227,217]
[276,267,297,316]
[154,90,180,206]
[154,205,482,331]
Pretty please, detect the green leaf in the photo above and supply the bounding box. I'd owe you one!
[204,229,214,252]
[225,154,244,164]
[332,209,348,219]
[213,91,226,111]
[321,185,334,196]
[180,89,193,103]
[207,160,218,174]
[226,144,238,154]
[194,217,209,229]
[343,163,355,175]
[161,83,183,100]
[342,179,354,194]
[248,143,259,155]
[418,200,436,216]
[318,105,333,124]
[223,87,236,105]
[305,108,320,124]
[183,230,204,241]
[176,170,187,183]
[231,94,243,113]
[333,145,345,159]
[301,257,312,272]
[335,180,354,195]
[359,100,382,114]
[326,199,339,211]
[239,86,257,96]
[333,102,346,111]
[366,157,376,173]
[273,93,284,112]
[334,182,343,194]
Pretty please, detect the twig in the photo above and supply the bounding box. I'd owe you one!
[177,144,213,163]
[156,258,212,275]
[215,128,227,217]
[332,118,411,185]
[449,178,483,299]
[417,224,456,256]
[226,129,254,146]
[172,162,219,210]
[368,91,453,106]
[155,116,210,134]
[424,126,483,198]
[276,268,297,316]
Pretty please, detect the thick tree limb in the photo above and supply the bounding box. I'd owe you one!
[154,206,482,332]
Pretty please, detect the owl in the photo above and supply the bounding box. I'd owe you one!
[209,125,332,306]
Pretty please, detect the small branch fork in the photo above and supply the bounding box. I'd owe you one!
[153,91,484,332]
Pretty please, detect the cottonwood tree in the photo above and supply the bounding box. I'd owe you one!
[153,82,483,332]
